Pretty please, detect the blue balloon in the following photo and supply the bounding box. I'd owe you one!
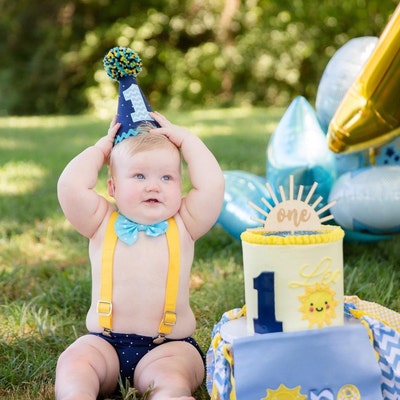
[315,37,378,179]
[334,152,369,176]
[343,229,393,242]
[316,36,378,133]
[217,171,272,240]
[267,96,336,209]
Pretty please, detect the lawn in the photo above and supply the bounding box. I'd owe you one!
[0,108,399,399]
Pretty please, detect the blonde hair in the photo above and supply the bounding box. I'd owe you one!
[109,126,180,176]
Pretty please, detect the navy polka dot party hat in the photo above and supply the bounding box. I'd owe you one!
[103,47,160,145]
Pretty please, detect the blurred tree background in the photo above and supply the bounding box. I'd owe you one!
[0,0,398,116]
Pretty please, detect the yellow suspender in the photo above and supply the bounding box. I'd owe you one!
[97,211,118,330]
[97,211,180,340]
[156,216,180,341]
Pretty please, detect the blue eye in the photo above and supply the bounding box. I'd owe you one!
[162,175,171,181]
[135,173,145,180]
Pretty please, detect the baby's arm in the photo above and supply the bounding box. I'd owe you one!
[57,117,120,238]
[150,112,225,240]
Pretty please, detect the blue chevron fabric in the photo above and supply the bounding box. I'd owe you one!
[361,315,400,399]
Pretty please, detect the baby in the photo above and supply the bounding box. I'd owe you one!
[55,111,225,400]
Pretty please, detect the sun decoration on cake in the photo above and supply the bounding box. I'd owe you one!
[298,283,338,328]
[248,175,336,232]
[261,384,307,399]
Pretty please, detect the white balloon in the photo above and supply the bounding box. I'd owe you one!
[329,166,400,233]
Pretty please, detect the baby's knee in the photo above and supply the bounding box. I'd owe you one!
[134,342,204,398]
[56,347,75,372]
[56,336,109,382]
[56,341,88,371]
[55,340,112,400]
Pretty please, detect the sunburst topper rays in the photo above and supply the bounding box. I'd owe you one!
[248,175,336,232]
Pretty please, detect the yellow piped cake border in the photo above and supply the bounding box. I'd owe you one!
[240,225,344,245]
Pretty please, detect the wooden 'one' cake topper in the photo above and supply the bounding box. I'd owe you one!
[249,175,336,233]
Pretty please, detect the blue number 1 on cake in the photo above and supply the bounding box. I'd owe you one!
[253,272,283,333]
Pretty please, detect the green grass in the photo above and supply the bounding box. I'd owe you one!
[0,109,399,399]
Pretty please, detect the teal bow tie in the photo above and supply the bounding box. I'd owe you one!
[114,213,168,246]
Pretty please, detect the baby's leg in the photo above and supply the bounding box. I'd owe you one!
[134,340,205,400]
[55,334,120,400]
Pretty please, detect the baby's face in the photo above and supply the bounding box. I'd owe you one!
[109,145,182,224]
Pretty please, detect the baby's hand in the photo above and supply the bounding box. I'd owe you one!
[95,116,121,159]
[149,111,191,148]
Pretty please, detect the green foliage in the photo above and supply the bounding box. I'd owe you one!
[0,110,399,399]
[1,0,398,115]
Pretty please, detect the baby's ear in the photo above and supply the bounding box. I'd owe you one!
[107,178,115,197]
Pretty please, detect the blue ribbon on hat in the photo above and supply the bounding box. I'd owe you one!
[114,126,151,145]
[114,213,168,246]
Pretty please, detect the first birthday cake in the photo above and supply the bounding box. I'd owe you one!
[206,176,394,400]
[241,176,344,335]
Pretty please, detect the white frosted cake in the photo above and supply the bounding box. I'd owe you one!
[206,176,384,400]
[242,176,344,334]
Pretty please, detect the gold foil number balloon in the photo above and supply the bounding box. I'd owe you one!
[328,3,400,153]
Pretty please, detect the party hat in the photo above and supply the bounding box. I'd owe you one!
[103,47,160,145]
